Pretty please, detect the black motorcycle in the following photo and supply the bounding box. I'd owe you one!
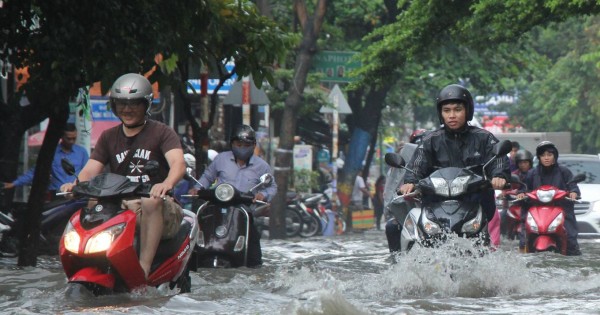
[384,140,512,252]
[184,169,273,268]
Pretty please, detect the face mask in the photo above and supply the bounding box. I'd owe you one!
[232,146,254,161]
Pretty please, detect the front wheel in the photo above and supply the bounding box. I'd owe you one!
[173,267,191,293]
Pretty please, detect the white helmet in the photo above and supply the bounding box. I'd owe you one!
[183,153,196,169]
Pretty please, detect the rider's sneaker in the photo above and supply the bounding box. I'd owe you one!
[566,248,582,256]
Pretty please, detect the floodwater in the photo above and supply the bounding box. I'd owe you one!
[1,230,599,314]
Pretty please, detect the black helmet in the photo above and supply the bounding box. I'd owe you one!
[109,73,153,116]
[230,124,256,145]
[435,84,474,124]
[536,141,558,159]
[515,149,534,163]
[409,129,428,144]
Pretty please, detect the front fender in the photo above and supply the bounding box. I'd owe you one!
[69,267,115,289]
[533,235,558,253]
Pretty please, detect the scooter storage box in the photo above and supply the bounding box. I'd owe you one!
[352,209,374,229]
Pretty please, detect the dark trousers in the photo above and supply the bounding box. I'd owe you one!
[385,219,401,252]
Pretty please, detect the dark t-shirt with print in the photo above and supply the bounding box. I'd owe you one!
[91,120,181,184]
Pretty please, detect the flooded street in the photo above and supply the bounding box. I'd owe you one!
[1,230,599,314]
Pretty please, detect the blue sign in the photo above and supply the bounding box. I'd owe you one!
[187,63,237,95]
[91,99,120,121]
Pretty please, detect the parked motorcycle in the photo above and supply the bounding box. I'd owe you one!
[513,173,585,255]
[384,140,513,252]
[184,169,273,268]
[253,200,303,238]
[58,160,197,295]
[288,192,326,238]
[0,193,86,257]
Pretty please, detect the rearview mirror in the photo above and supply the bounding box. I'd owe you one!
[184,167,195,181]
[144,160,160,177]
[571,173,586,184]
[384,153,405,168]
[259,174,273,186]
[61,158,76,176]
[495,140,513,157]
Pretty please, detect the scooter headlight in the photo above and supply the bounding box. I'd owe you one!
[450,175,471,196]
[431,178,449,196]
[536,189,556,203]
[84,223,125,254]
[547,212,564,233]
[63,221,81,254]
[527,212,538,233]
[461,208,483,233]
[215,184,235,202]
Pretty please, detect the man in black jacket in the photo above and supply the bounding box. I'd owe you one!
[399,84,510,224]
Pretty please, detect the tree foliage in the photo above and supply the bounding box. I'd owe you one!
[512,15,600,153]
[0,0,292,265]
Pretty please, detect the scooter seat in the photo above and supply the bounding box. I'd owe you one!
[286,192,297,202]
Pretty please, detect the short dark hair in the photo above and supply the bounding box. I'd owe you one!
[511,141,520,149]
[64,123,77,132]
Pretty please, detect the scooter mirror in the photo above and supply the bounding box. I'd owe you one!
[184,167,195,181]
[571,173,586,184]
[510,174,527,190]
[145,160,160,177]
[384,153,405,168]
[495,140,513,157]
[259,174,273,186]
[61,158,76,176]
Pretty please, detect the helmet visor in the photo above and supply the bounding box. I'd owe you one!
[113,99,147,109]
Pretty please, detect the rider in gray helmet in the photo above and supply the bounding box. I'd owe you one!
[109,73,154,128]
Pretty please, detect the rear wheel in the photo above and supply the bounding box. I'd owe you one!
[285,208,302,237]
[299,214,321,238]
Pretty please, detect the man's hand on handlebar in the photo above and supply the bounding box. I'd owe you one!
[150,182,172,200]
[491,177,506,190]
[398,183,414,195]
[253,193,266,203]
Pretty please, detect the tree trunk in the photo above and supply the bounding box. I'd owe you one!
[337,84,390,231]
[0,101,47,212]
[269,0,327,239]
[18,99,69,266]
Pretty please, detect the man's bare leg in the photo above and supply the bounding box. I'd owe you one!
[139,197,164,279]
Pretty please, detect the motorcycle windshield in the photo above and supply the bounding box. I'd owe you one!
[74,173,140,198]
[383,143,417,209]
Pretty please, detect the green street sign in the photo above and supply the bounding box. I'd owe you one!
[312,51,361,83]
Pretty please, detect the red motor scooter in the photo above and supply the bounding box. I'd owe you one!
[499,175,525,240]
[518,173,585,255]
[58,160,198,295]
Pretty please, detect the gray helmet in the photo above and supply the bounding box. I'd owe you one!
[435,84,474,124]
[109,73,153,116]
[515,149,534,164]
[230,124,256,145]
[536,141,558,160]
